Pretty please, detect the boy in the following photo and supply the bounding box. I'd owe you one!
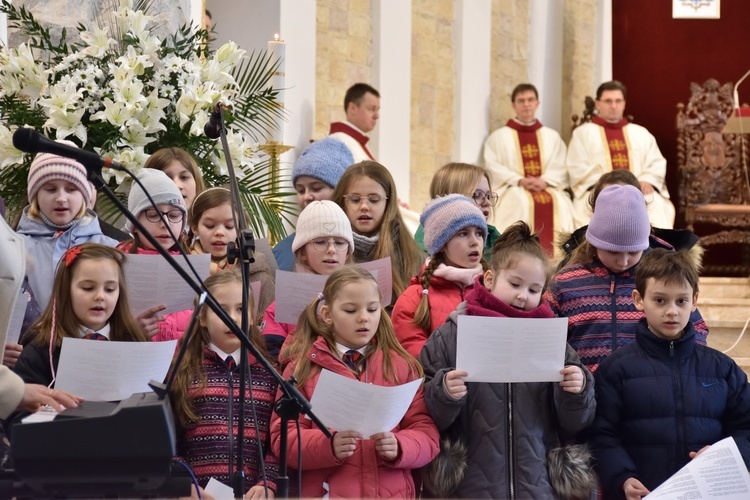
[589,248,750,499]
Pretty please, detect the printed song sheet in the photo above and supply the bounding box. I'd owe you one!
[5,291,29,345]
[309,369,422,438]
[125,253,210,315]
[358,257,393,305]
[55,338,177,401]
[645,437,750,499]
[455,315,568,383]
[205,478,235,499]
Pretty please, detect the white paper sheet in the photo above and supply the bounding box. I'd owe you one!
[5,291,29,345]
[455,315,568,383]
[645,437,750,499]
[54,338,177,401]
[255,238,278,273]
[358,257,393,305]
[309,369,422,438]
[205,478,235,499]
[274,270,328,325]
[124,253,210,315]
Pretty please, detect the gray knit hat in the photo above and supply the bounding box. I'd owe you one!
[421,194,488,256]
[586,184,650,252]
[292,138,354,187]
[126,168,187,232]
[292,200,354,253]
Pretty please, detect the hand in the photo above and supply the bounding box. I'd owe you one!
[443,370,468,400]
[623,477,649,499]
[332,430,362,459]
[518,177,536,190]
[559,365,585,394]
[639,181,655,195]
[18,385,82,413]
[3,343,23,369]
[689,445,710,460]
[371,431,399,461]
[136,304,167,338]
[245,484,274,499]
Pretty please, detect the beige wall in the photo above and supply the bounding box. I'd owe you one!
[562,0,598,141]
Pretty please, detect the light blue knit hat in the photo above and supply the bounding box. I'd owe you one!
[421,194,488,256]
[292,138,354,187]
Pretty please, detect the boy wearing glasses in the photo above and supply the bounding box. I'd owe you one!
[483,83,575,256]
[566,80,675,229]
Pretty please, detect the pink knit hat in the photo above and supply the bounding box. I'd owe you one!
[586,184,650,252]
[27,141,91,205]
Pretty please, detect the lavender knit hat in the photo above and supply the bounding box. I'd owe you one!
[27,141,91,205]
[421,194,488,256]
[586,184,650,252]
[292,138,354,187]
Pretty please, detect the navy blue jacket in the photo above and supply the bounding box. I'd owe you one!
[589,319,750,498]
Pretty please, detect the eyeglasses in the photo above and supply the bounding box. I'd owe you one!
[343,194,388,207]
[472,189,499,207]
[143,208,184,224]
[598,99,625,106]
[309,238,350,252]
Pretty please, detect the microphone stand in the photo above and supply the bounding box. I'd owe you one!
[74,137,328,500]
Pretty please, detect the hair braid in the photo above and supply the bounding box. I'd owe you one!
[412,255,443,332]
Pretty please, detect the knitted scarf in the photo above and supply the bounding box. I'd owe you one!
[465,277,554,319]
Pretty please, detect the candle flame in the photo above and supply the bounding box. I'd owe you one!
[274,33,280,42]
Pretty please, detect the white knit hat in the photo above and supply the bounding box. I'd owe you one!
[126,168,187,232]
[292,200,354,253]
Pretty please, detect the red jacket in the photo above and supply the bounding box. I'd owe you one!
[270,337,439,499]
[392,274,473,358]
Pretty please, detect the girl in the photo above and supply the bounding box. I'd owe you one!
[262,200,354,359]
[145,147,206,211]
[189,187,275,317]
[547,184,709,373]
[119,168,192,341]
[419,222,596,499]
[270,267,439,498]
[392,194,487,358]
[414,162,501,261]
[16,147,117,315]
[273,138,354,271]
[169,268,278,497]
[331,161,424,301]
[7,243,148,431]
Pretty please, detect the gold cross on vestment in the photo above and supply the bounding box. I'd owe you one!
[521,143,539,159]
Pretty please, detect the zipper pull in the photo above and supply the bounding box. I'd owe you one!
[670,341,675,357]
[610,278,615,294]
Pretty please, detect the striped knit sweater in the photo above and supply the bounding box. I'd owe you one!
[545,258,708,373]
[178,347,279,492]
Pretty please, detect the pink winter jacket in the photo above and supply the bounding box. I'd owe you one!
[270,337,439,499]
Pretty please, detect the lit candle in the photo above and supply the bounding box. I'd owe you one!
[267,34,285,144]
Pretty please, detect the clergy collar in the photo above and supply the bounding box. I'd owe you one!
[78,323,111,339]
[342,120,368,136]
[335,342,366,357]
[512,117,539,127]
[209,343,241,365]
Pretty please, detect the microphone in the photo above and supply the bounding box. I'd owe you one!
[203,104,224,139]
[12,128,126,177]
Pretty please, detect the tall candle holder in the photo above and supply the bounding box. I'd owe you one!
[259,141,294,195]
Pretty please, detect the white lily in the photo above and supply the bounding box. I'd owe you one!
[79,25,116,58]
[0,125,26,169]
[44,108,88,145]
[90,98,131,128]
[118,121,156,148]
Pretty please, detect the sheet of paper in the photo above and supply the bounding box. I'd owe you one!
[250,280,261,317]
[358,257,393,305]
[274,270,328,325]
[55,338,177,401]
[125,253,210,315]
[255,238,278,273]
[5,291,29,345]
[309,369,422,437]
[645,437,750,499]
[205,478,235,500]
[455,315,568,383]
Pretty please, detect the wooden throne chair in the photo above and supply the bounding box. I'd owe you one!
[676,78,750,275]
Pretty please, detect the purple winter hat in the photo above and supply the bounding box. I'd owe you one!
[585,184,650,252]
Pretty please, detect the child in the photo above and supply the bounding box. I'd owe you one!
[145,147,206,210]
[589,249,750,499]
[189,187,275,316]
[419,222,596,499]
[270,267,439,498]
[331,161,424,299]
[16,147,117,315]
[546,184,709,373]
[414,162,501,261]
[6,243,148,432]
[393,194,487,358]
[262,200,354,359]
[273,138,354,271]
[119,169,191,341]
[169,268,279,496]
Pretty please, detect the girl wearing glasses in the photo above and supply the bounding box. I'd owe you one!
[331,161,424,303]
[118,169,192,341]
[414,162,501,261]
[393,194,488,358]
[262,200,355,360]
